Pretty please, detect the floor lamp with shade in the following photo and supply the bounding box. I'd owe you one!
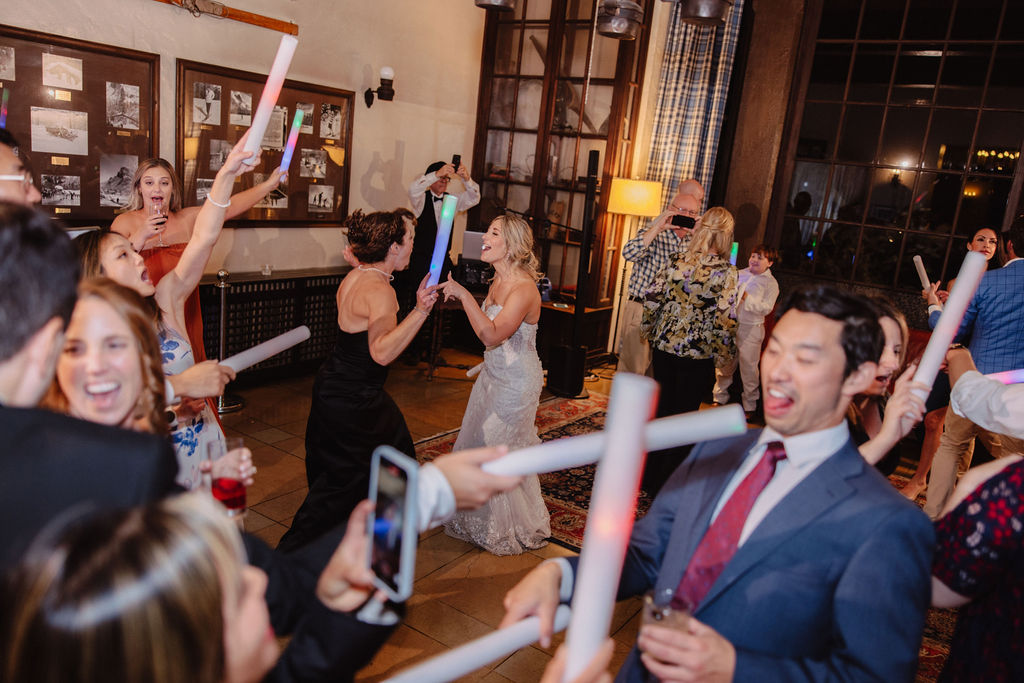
[606,178,663,359]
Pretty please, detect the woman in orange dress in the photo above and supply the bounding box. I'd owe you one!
[110,159,283,363]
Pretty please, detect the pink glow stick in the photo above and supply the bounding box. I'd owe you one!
[986,368,1024,385]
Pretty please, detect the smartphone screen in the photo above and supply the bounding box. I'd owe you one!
[451,153,461,171]
[671,214,696,229]
[371,461,408,593]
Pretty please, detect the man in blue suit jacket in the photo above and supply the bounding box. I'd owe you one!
[503,285,934,682]
[922,217,1024,518]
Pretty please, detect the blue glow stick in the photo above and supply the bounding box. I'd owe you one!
[279,109,304,171]
[0,89,8,128]
[427,194,459,286]
[986,368,1024,385]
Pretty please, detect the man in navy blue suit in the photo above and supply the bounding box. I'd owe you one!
[503,285,934,682]
[923,217,1024,518]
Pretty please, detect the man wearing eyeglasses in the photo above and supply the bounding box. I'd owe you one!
[616,179,704,376]
[0,130,42,206]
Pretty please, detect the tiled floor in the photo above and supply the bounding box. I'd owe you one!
[225,349,640,681]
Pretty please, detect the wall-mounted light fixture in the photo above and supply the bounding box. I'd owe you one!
[475,0,516,9]
[662,0,735,26]
[597,0,644,39]
[364,66,395,108]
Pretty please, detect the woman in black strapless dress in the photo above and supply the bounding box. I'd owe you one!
[277,208,438,553]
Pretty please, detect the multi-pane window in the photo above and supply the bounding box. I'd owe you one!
[776,0,1024,290]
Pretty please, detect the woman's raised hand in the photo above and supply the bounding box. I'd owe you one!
[219,130,260,177]
[415,273,440,313]
[440,274,469,303]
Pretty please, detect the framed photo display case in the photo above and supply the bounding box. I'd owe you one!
[176,59,353,226]
[0,24,159,226]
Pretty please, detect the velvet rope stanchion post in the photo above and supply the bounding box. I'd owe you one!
[481,403,746,476]
[912,251,988,400]
[563,373,658,680]
[215,269,243,414]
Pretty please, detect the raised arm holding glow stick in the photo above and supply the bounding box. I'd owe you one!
[221,325,311,373]
[427,194,459,286]
[564,373,658,681]
[384,606,573,683]
[482,403,746,476]
[242,34,298,162]
[912,255,931,290]
[279,108,304,172]
[911,251,987,400]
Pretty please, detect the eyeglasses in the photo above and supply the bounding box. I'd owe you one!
[671,205,701,217]
[0,170,33,189]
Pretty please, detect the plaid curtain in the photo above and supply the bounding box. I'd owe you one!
[647,0,745,207]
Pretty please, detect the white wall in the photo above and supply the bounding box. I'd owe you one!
[0,0,485,272]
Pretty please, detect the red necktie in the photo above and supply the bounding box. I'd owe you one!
[672,441,787,609]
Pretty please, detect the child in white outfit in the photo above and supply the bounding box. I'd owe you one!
[713,244,779,413]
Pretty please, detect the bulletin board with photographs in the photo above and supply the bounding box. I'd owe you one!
[176,59,353,226]
[0,24,159,225]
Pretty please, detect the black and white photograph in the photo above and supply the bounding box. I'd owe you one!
[40,174,80,206]
[320,103,341,140]
[41,53,83,90]
[209,139,231,171]
[299,148,327,178]
[229,89,252,126]
[195,178,215,203]
[0,46,14,81]
[193,82,221,125]
[106,82,140,130]
[30,107,88,156]
[308,184,334,213]
[254,173,288,209]
[99,154,138,207]
[297,101,314,134]
[262,105,287,150]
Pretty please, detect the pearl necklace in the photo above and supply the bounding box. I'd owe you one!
[358,264,394,281]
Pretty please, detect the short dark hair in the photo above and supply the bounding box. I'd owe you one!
[0,204,79,362]
[1006,214,1024,258]
[778,284,883,378]
[425,161,445,175]
[0,127,20,150]
[345,209,408,263]
[751,244,778,263]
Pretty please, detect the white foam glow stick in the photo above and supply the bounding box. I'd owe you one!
[427,194,459,286]
[220,326,310,373]
[986,368,1024,385]
[564,373,657,681]
[912,251,987,400]
[384,605,572,683]
[912,255,931,290]
[482,404,746,476]
[243,34,298,161]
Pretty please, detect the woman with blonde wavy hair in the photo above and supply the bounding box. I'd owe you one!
[640,206,740,493]
[438,214,551,554]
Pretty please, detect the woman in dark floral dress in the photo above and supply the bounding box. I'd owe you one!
[932,454,1024,682]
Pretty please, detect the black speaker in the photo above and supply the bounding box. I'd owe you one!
[547,344,587,397]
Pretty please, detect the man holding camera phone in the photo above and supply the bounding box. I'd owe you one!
[617,180,704,376]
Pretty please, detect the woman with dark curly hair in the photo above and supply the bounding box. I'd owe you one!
[277,209,439,553]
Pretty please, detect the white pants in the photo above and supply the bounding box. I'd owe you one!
[616,299,652,376]
[713,321,764,411]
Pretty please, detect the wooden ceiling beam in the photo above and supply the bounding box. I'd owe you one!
[151,0,299,35]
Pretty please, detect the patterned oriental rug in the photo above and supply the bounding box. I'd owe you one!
[415,393,952,682]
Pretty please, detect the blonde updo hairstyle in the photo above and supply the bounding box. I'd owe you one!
[686,206,735,259]
[492,214,542,282]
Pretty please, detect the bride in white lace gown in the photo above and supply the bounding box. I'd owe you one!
[440,215,550,554]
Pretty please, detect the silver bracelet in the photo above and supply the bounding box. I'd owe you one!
[414,306,430,317]
[206,195,231,209]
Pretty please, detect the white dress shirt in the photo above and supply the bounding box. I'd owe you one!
[950,370,1024,440]
[735,267,780,325]
[408,172,481,223]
